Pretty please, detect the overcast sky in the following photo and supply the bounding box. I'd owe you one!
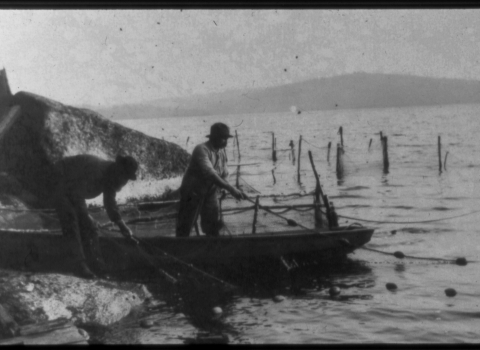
[0,9,479,107]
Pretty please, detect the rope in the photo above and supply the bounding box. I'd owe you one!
[99,227,237,290]
[244,196,319,233]
[99,227,178,283]
[360,246,477,264]
[302,138,325,150]
[337,209,480,225]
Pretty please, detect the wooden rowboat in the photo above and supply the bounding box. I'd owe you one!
[0,224,374,276]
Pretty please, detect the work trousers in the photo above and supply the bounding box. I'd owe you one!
[176,188,223,237]
[54,192,104,267]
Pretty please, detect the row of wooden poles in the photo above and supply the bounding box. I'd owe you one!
[228,130,339,231]
[223,128,449,235]
[249,149,339,233]
[229,127,448,189]
[268,127,449,183]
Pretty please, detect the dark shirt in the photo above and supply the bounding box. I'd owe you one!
[55,154,126,222]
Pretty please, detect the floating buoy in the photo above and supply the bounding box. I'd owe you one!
[386,282,397,291]
[329,286,341,297]
[212,306,223,317]
[273,295,285,303]
[455,257,467,266]
[393,251,405,259]
[140,319,155,328]
[391,230,397,235]
[445,288,457,297]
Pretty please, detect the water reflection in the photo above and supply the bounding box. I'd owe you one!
[136,255,377,341]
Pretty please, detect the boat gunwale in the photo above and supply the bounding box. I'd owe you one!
[141,226,375,241]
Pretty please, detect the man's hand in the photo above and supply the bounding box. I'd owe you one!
[229,187,247,201]
[116,220,138,244]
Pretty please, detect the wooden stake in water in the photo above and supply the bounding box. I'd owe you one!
[368,138,372,151]
[252,195,260,234]
[308,150,329,228]
[271,133,277,162]
[235,130,241,161]
[336,143,344,178]
[324,194,333,229]
[297,135,302,183]
[444,151,449,171]
[289,140,296,164]
[271,169,276,185]
[382,135,389,173]
[327,141,332,162]
[235,165,240,189]
[338,126,344,148]
[438,135,442,173]
[273,137,277,162]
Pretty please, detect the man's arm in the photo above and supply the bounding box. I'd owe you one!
[194,145,245,200]
[103,187,134,239]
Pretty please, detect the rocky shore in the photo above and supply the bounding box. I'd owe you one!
[0,68,193,344]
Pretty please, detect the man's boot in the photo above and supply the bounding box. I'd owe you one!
[85,235,113,280]
[75,261,97,279]
[91,257,112,280]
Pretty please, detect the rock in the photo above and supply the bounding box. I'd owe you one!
[77,328,90,341]
[24,283,35,292]
[0,70,190,205]
[0,69,12,118]
[0,269,151,327]
[273,295,285,303]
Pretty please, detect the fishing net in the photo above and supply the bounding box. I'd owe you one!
[0,190,334,297]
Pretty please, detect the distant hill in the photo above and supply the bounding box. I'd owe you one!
[86,72,480,120]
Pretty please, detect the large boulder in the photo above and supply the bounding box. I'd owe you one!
[0,68,11,118]
[0,269,151,327]
[0,76,190,206]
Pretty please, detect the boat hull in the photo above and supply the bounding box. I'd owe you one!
[0,226,374,275]
[143,227,374,265]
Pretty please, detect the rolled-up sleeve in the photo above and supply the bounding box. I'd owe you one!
[219,150,229,179]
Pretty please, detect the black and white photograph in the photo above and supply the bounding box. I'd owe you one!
[0,8,479,345]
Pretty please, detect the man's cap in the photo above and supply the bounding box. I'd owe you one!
[206,122,233,139]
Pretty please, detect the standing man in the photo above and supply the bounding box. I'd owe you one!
[176,122,245,237]
[53,154,139,279]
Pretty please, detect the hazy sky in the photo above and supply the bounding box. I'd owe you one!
[1,9,479,107]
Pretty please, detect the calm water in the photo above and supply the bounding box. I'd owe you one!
[113,104,480,344]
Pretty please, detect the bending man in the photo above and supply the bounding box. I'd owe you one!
[53,154,138,279]
[176,122,245,237]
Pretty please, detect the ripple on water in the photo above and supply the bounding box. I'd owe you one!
[400,227,432,234]
[431,206,454,211]
[390,205,415,210]
[342,186,370,191]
